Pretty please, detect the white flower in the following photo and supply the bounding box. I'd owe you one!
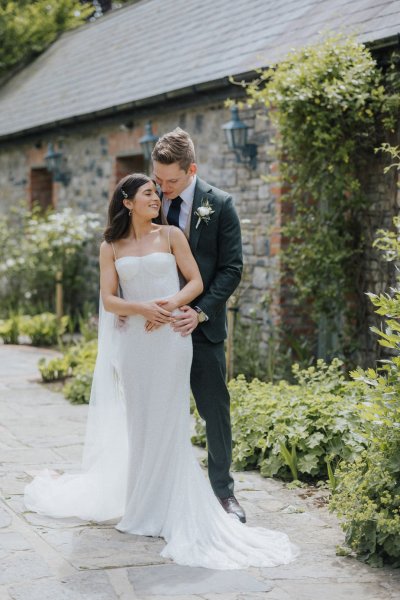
[197,206,211,217]
[195,198,215,229]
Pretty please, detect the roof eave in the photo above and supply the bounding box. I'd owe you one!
[366,33,400,50]
[0,72,257,143]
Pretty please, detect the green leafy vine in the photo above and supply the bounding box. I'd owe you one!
[241,35,399,357]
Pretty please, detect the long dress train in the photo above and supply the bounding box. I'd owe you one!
[24,252,297,569]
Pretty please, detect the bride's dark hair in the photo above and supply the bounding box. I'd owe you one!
[104,173,153,242]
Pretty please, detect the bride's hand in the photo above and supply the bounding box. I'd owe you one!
[143,299,178,332]
[144,320,163,332]
[156,298,178,313]
[138,301,172,324]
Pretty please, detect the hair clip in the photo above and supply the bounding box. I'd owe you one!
[121,188,128,199]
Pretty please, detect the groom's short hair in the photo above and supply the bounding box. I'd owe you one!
[151,127,196,172]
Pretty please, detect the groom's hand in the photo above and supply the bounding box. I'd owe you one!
[117,315,128,329]
[172,305,198,337]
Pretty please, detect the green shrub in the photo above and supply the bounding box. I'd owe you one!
[38,354,72,382]
[63,370,93,405]
[232,314,270,381]
[232,314,292,382]
[63,340,98,404]
[329,212,400,566]
[240,34,395,358]
[0,314,19,344]
[330,430,400,567]
[19,313,69,346]
[193,359,366,482]
[0,312,70,346]
[77,310,99,342]
[0,204,100,318]
[66,339,97,370]
[39,337,97,404]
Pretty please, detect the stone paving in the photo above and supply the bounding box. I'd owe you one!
[0,344,399,600]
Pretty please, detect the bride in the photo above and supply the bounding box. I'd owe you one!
[24,173,297,570]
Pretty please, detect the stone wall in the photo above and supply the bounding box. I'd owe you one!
[0,101,280,350]
[0,100,398,365]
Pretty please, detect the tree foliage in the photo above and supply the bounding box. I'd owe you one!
[0,0,131,81]
[0,1,91,80]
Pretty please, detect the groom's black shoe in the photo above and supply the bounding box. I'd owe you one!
[218,495,246,523]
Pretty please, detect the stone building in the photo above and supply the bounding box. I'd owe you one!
[0,0,399,365]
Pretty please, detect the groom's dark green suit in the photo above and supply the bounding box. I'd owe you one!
[160,176,243,498]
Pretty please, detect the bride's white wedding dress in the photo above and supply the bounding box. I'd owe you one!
[24,251,297,569]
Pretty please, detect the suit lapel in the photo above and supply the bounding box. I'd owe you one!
[189,178,213,252]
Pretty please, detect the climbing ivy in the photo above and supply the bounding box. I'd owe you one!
[243,35,399,357]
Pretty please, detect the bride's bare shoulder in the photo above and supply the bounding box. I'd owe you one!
[100,240,115,260]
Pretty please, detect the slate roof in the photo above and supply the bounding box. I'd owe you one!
[0,0,399,139]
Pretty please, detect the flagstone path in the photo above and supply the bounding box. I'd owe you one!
[0,345,399,600]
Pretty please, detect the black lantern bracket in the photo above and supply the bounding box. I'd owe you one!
[139,121,159,162]
[222,106,258,170]
[44,142,70,185]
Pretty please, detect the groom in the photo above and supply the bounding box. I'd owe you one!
[151,128,245,523]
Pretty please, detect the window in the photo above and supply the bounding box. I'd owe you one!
[115,155,145,182]
[30,168,53,210]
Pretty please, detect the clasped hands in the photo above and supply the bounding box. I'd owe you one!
[119,300,198,336]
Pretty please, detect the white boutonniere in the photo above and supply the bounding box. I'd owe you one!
[195,198,215,229]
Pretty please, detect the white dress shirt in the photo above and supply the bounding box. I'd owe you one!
[162,175,197,231]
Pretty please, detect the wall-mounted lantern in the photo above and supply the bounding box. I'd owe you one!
[44,143,70,184]
[222,106,257,170]
[139,121,159,161]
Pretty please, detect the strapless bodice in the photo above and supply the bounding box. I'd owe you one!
[115,252,179,302]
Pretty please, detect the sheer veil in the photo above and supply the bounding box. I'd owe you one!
[24,297,128,522]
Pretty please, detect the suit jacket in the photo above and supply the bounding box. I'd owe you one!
[159,177,243,343]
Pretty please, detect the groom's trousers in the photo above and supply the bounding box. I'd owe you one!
[190,329,234,498]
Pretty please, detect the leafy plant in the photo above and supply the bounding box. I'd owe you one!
[76,308,99,342]
[232,313,286,381]
[39,337,98,404]
[67,339,97,370]
[63,370,93,405]
[0,314,20,344]
[193,359,366,482]
[231,308,306,382]
[330,211,400,566]
[0,204,101,318]
[240,34,399,358]
[19,313,69,346]
[38,354,72,382]
[330,433,400,567]
[62,340,97,404]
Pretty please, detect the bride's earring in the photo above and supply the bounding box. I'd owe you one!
[129,209,132,217]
